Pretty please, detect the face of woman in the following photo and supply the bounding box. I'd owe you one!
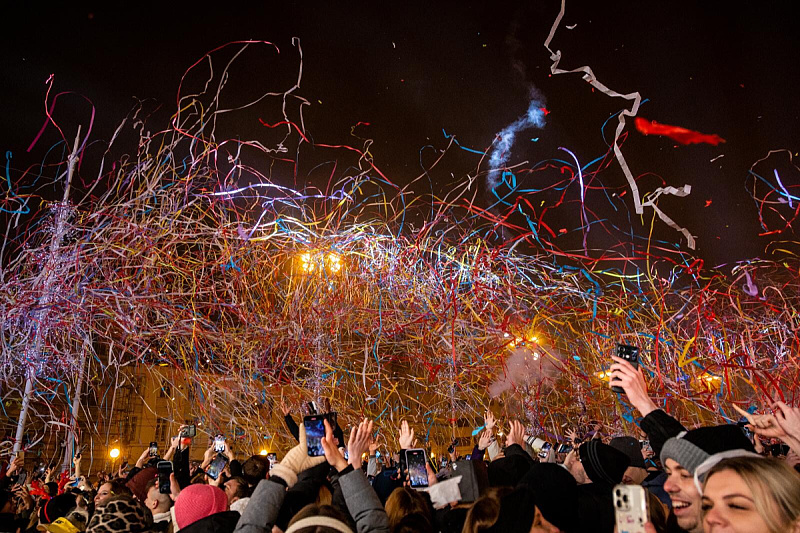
[702,469,771,533]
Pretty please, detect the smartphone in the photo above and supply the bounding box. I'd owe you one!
[304,415,326,457]
[614,484,648,533]
[180,425,197,438]
[557,443,573,454]
[405,449,429,488]
[157,461,172,495]
[17,471,28,486]
[149,442,159,457]
[770,443,790,457]
[440,456,448,468]
[214,435,225,453]
[120,461,129,471]
[447,439,459,454]
[205,454,229,480]
[538,441,553,459]
[612,344,640,394]
[267,453,277,470]
[737,418,754,440]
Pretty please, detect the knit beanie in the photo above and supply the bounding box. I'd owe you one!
[487,454,532,488]
[609,436,647,469]
[126,466,157,503]
[171,484,227,531]
[578,440,630,486]
[518,463,578,531]
[660,425,755,475]
[40,493,78,524]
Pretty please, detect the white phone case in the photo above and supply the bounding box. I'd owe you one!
[613,484,648,533]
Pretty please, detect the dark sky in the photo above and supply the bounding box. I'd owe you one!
[3,1,800,265]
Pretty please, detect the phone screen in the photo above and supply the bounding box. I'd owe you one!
[304,416,326,457]
[181,425,197,438]
[149,442,159,457]
[612,344,639,393]
[267,453,277,470]
[17,471,27,486]
[557,443,573,454]
[538,442,553,459]
[205,454,229,480]
[157,461,172,494]
[405,449,429,488]
[214,435,225,453]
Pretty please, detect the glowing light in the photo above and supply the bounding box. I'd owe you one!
[259,449,268,456]
[300,252,315,273]
[430,452,436,458]
[327,252,342,273]
[109,448,120,459]
[596,370,611,381]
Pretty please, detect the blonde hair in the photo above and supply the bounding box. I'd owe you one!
[704,456,800,533]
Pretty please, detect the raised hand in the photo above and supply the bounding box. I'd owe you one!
[484,409,496,431]
[772,402,800,446]
[321,419,347,472]
[399,420,415,449]
[136,448,151,468]
[368,436,380,455]
[610,355,657,416]
[7,455,23,476]
[478,429,494,451]
[505,420,526,447]
[348,418,374,471]
[566,428,580,446]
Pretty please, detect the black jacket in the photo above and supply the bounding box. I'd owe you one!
[180,511,240,533]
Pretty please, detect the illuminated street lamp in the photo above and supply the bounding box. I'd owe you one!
[109,448,120,459]
[296,250,344,276]
[259,449,268,456]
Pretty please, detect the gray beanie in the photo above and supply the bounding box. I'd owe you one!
[660,424,755,475]
[660,432,708,475]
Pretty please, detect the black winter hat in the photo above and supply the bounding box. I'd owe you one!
[578,440,630,486]
[485,487,538,533]
[40,493,78,524]
[487,454,532,488]
[609,436,647,469]
[518,463,577,531]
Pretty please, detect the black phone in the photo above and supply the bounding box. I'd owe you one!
[149,442,159,457]
[205,454,229,480]
[612,344,639,393]
[770,444,790,457]
[405,449,429,488]
[213,435,225,453]
[157,461,172,494]
[304,415,326,457]
[180,425,197,438]
[17,471,28,486]
[557,443,573,454]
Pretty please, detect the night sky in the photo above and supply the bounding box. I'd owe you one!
[3,1,799,265]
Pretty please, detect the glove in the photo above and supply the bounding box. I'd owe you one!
[270,424,326,488]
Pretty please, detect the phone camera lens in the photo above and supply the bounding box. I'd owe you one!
[622,495,628,502]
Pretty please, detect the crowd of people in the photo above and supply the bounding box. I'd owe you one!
[2,356,800,533]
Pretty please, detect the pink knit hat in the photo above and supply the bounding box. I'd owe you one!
[172,484,228,530]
